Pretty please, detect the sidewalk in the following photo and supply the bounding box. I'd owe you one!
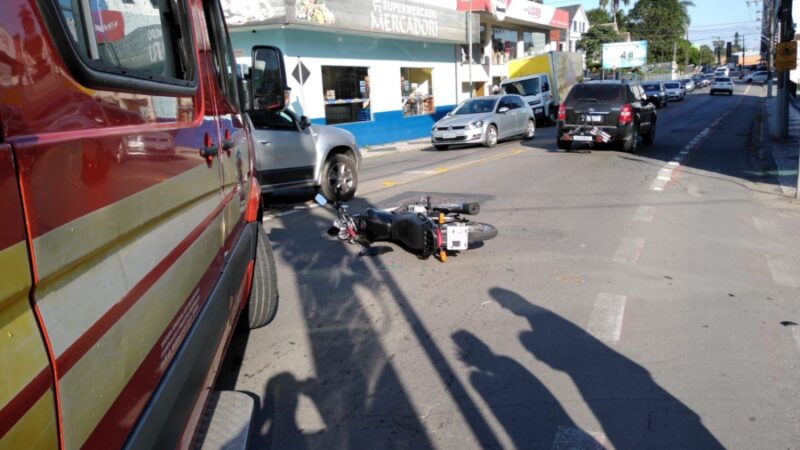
[361,137,432,159]
[761,95,800,197]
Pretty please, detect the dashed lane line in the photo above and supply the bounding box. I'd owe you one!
[587,293,628,343]
[612,237,645,264]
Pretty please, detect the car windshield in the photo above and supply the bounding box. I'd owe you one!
[715,78,731,82]
[643,84,660,92]
[664,82,681,89]
[452,99,497,115]
[503,78,540,96]
[566,84,626,103]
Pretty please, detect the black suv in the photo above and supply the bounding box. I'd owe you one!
[557,80,657,152]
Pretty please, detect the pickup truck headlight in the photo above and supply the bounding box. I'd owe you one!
[465,121,483,130]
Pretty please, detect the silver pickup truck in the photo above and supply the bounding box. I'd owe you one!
[247,109,361,201]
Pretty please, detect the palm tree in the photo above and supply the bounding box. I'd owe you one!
[599,0,630,26]
[679,0,695,28]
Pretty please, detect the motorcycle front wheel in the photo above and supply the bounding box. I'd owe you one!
[464,222,498,243]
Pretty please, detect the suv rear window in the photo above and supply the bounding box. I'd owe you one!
[715,78,731,82]
[566,84,626,104]
[643,84,660,91]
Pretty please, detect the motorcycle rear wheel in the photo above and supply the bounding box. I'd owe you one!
[465,222,498,243]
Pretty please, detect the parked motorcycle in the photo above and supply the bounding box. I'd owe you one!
[315,194,498,262]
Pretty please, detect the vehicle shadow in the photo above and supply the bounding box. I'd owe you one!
[451,330,602,449]
[489,287,725,450]
[235,197,507,449]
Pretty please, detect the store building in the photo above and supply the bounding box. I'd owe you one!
[224,0,478,146]
[454,0,569,99]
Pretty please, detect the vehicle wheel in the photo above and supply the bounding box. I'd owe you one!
[623,125,638,153]
[663,100,668,108]
[484,125,498,148]
[747,79,752,84]
[557,139,572,151]
[522,119,536,140]
[466,222,498,243]
[643,120,656,146]
[547,106,557,125]
[320,153,358,202]
[434,144,449,151]
[246,226,279,329]
[729,91,733,96]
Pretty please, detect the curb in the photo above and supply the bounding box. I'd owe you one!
[760,97,799,198]
[362,139,432,159]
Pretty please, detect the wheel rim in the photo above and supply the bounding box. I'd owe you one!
[328,162,353,195]
[526,120,535,138]
[488,127,497,145]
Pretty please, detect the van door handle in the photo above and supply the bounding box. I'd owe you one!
[222,140,236,151]
[258,140,272,146]
[200,133,219,158]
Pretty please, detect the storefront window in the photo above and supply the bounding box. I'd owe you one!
[401,68,435,117]
[322,66,370,125]
[492,27,518,63]
[523,31,546,57]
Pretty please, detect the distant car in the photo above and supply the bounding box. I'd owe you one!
[431,95,536,150]
[249,108,362,201]
[715,67,730,78]
[556,80,656,153]
[681,78,696,92]
[701,76,712,87]
[745,71,770,83]
[642,82,668,108]
[710,77,734,96]
[663,81,685,101]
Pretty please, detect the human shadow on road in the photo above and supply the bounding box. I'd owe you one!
[490,287,725,450]
[452,330,602,449]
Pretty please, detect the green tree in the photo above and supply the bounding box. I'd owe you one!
[586,7,612,25]
[599,0,630,26]
[577,25,622,70]
[698,45,716,66]
[628,0,696,63]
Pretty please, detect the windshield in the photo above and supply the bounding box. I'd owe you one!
[503,78,540,97]
[643,84,660,92]
[664,82,681,89]
[452,99,497,115]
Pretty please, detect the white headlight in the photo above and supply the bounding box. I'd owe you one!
[466,121,483,130]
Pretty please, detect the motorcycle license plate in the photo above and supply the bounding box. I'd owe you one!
[446,224,469,251]
[573,135,593,142]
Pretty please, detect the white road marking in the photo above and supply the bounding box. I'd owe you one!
[613,237,645,264]
[587,293,628,342]
[791,327,800,352]
[766,255,800,288]
[633,205,655,222]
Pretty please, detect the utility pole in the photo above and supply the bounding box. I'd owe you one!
[467,0,473,98]
[673,41,678,75]
[767,0,775,98]
[777,0,793,140]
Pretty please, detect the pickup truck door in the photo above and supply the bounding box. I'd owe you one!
[249,109,317,189]
[0,144,59,449]
[6,1,229,449]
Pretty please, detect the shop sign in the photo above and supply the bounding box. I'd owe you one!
[456,0,568,29]
[92,10,125,43]
[369,0,439,38]
[602,40,648,70]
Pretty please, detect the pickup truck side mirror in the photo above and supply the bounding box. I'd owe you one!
[299,115,311,129]
[250,45,290,112]
[497,106,510,114]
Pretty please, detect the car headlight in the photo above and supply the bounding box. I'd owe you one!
[465,121,483,130]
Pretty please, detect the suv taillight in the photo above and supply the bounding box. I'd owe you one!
[557,103,566,121]
[618,103,633,126]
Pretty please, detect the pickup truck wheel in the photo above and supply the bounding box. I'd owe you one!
[247,226,278,329]
[321,153,358,201]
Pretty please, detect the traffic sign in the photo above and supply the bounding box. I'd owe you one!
[775,41,797,71]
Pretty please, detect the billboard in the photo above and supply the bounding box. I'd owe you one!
[602,40,648,70]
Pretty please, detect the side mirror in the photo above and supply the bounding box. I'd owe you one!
[497,106,510,114]
[299,115,311,129]
[250,45,289,112]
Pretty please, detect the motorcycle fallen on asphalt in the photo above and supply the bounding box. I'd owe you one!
[315,194,498,262]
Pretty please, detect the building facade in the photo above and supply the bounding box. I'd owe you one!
[559,5,588,53]
[223,0,567,146]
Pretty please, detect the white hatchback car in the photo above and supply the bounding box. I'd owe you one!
[745,71,770,84]
[710,77,734,96]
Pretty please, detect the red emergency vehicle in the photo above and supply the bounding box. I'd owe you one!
[0,0,286,448]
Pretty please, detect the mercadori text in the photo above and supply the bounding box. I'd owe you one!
[370,0,438,37]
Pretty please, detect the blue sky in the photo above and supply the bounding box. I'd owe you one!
[545,0,763,51]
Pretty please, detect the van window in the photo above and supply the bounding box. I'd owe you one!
[503,78,540,97]
[203,0,240,109]
[54,0,191,83]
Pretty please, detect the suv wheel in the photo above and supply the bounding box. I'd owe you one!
[484,125,498,148]
[623,124,639,153]
[643,120,656,145]
[246,227,279,329]
[321,153,358,201]
[557,139,572,151]
[547,107,557,125]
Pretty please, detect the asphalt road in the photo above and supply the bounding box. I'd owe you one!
[219,82,800,449]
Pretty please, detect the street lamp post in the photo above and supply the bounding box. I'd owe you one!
[467,0,473,98]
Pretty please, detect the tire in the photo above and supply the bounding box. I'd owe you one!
[484,125,498,148]
[522,119,536,140]
[466,222,498,243]
[246,226,279,329]
[320,153,358,202]
[557,139,572,151]
[434,144,449,151]
[546,106,557,125]
[622,125,638,153]
[643,120,656,145]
